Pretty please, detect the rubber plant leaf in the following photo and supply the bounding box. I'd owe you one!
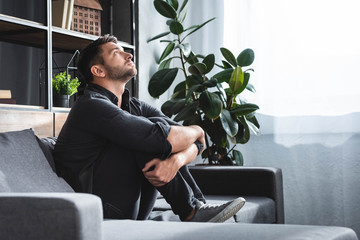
[174,101,199,121]
[232,150,244,166]
[179,0,188,12]
[202,54,215,74]
[161,98,186,117]
[170,21,184,34]
[153,0,177,18]
[184,17,216,39]
[158,41,175,63]
[148,68,178,98]
[177,43,191,57]
[236,116,250,144]
[199,91,222,120]
[166,0,178,10]
[230,103,259,116]
[220,109,238,137]
[229,66,244,95]
[212,68,233,83]
[188,62,207,75]
[237,48,255,67]
[220,47,237,67]
[147,31,170,43]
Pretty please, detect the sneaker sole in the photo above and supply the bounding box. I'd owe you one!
[208,197,246,223]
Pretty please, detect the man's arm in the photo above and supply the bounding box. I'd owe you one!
[142,143,199,187]
[167,125,205,153]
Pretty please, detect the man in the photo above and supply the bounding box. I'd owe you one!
[54,34,245,222]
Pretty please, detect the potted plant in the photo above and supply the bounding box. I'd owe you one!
[147,0,260,165]
[52,71,80,107]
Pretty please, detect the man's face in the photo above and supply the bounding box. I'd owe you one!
[100,42,137,82]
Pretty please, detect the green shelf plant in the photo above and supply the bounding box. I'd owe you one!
[148,0,260,165]
[52,71,80,96]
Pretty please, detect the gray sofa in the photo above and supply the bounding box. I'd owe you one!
[0,129,358,240]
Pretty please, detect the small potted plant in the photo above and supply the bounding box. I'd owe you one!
[52,71,80,107]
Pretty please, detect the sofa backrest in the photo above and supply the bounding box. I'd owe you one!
[0,129,74,193]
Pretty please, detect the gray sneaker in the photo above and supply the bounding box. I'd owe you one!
[190,197,246,222]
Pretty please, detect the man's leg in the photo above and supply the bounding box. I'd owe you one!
[92,144,143,219]
[92,143,198,220]
[178,165,206,204]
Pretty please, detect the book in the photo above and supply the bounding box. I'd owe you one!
[52,0,69,28]
[0,90,12,99]
[65,0,75,30]
[0,98,16,104]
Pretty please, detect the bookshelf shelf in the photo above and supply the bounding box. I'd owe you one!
[0,0,137,112]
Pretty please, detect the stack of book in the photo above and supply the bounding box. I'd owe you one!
[0,90,16,104]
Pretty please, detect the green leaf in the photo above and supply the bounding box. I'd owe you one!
[166,0,178,10]
[247,119,260,136]
[158,42,175,63]
[188,62,207,75]
[158,57,173,70]
[154,0,177,18]
[147,31,171,43]
[174,101,199,121]
[184,51,199,64]
[220,109,238,137]
[183,17,216,39]
[170,21,184,34]
[202,54,215,74]
[187,74,202,86]
[202,78,218,87]
[179,9,187,23]
[161,98,186,117]
[177,43,191,57]
[179,0,188,12]
[222,60,233,69]
[220,47,237,67]
[233,70,250,95]
[229,66,244,95]
[246,83,256,93]
[199,91,222,120]
[232,150,244,166]
[186,84,203,100]
[212,68,233,83]
[172,81,186,99]
[247,115,260,129]
[230,103,259,116]
[237,116,250,144]
[148,68,179,98]
[237,48,255,67]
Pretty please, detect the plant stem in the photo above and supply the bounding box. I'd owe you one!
[227,144,236,156]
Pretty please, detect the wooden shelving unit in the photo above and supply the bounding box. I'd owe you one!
[0,0,138,136]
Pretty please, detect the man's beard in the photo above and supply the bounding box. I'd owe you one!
[104,64,137,82]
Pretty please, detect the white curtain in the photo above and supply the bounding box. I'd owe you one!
[224,0,360,117]
[223,0,360,235]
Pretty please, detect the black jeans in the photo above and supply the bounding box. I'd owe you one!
[92,143,205,220]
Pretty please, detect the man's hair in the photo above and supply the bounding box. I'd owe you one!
[77,34,118,84]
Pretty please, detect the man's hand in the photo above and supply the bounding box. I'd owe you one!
[142,143,199,187]
[142,156,182,187]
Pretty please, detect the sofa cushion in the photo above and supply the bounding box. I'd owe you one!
[150,195,276,223]
[103,220,359,240]
[0,129,74,192]
[37,136,57,172]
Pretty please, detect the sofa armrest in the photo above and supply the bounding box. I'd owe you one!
[0,193,103,240]
[189,166,284,223]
